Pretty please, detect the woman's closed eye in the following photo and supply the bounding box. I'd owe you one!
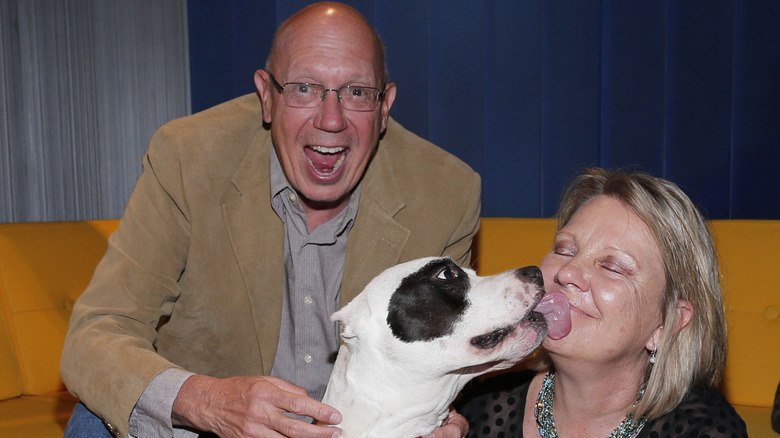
[553,241,576,257]
[598,257,636,277]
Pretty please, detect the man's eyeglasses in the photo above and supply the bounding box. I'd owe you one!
[268,73,385,112]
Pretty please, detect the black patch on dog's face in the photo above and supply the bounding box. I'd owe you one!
[387,258,470,343]
[469,312,542,350]
[470,325,515,350]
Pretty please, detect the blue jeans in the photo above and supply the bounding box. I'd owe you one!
[64,402,113,438]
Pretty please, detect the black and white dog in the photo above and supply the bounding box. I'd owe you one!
[322,256,566,437]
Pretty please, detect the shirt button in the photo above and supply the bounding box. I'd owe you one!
[304,296,314,305]
[288,192,297,202]
[304,354,313,364]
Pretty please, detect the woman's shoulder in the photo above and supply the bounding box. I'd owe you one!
[640,386,748,438]
[456,369,537,437]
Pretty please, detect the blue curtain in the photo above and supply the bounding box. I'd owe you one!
[0,0,189,223]
[187,0,780,219]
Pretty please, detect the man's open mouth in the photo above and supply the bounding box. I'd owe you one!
[306,145,346,175]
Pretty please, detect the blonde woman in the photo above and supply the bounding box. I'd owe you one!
[459,168,747,438]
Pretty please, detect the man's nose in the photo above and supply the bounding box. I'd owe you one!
[314,90,347,132]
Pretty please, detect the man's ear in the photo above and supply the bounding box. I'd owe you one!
[254,70,274,124]
[379,82,397,132]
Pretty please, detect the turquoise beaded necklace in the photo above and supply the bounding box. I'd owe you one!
[534,370,648,438]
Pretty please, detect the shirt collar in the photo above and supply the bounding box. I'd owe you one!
[269,145,360,238]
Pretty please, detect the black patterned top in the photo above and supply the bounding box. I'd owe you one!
[456,370,748,438]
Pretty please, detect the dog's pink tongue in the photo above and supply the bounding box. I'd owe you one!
[534,291,571,340]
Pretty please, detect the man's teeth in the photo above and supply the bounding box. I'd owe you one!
[311,145,345,153]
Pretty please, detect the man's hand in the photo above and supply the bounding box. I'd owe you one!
[424,408,469,438]
[172,374,342,437]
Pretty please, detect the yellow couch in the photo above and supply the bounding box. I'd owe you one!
[0,218,777,436]
[474,218,780,438]
[0,220,119,437]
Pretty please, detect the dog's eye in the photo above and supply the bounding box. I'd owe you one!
[437,267,457,280]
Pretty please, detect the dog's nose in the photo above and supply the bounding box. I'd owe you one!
[516,266,544,286]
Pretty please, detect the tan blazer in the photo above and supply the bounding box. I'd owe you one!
[61,93,481,436]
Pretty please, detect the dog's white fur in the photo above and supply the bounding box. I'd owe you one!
[322,257,546,437]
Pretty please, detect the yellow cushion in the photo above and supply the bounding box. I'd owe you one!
[0,308,22,400]
[710,220,780,409]
[0,392,78,437]
[0,220,119,395]
[473,218,557,276]
[734,404,777,438]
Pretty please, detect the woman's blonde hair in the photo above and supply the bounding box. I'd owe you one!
[555,168,727,419]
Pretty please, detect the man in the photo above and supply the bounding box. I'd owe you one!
[61,3,480,437]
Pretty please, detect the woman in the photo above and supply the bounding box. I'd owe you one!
[458,168,747,437]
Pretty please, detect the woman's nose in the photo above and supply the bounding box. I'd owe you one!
[554,259,588,293]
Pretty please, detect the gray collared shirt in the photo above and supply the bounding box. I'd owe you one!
[268,145,360,403]
[129,146,360,437]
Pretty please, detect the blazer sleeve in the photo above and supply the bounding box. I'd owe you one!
[61,124,192,437]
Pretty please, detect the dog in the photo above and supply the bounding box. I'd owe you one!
[321,256,565,437]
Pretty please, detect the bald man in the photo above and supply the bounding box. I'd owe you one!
[61,3,480,437]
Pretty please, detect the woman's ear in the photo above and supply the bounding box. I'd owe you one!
[646,325,664,352]
[676,299,694,331]
[646,300,694,351]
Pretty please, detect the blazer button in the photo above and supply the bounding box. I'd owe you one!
[104,421,120,437]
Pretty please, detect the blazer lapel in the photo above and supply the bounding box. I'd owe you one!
[341,144,409,306]
[222,130,284,374]
[220,118,412,366]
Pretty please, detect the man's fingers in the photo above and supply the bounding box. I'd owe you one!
[264,383,341,425]
[173,375,341,437]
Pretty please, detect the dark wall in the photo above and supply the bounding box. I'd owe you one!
[187,0,780,219]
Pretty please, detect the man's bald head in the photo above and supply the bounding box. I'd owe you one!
[266,2,388,84]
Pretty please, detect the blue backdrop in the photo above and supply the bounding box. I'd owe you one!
[187,0,780,219]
